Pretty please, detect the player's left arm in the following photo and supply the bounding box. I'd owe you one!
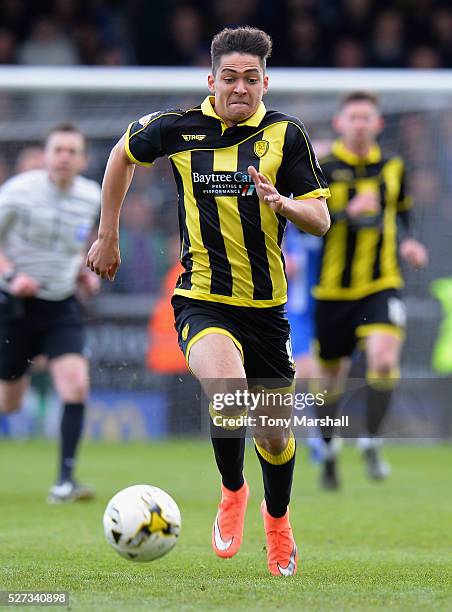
[249,120,331,236]
[248,166,330,236]
[396,161,428,269]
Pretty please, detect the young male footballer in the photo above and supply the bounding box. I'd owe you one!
[87,27,330,576]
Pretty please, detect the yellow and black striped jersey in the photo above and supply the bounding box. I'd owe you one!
[313,140,412,301]
[126,96,330,307]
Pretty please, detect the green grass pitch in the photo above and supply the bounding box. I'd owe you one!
[1,440,451,611]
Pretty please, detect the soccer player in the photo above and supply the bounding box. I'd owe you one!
[313,91,428,489]
[86,27,330,576]
[0,123,101,502]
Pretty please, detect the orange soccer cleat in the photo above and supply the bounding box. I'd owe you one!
[261,501,298,576]
[212,481,249,558]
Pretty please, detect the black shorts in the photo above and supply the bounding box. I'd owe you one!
[0,291,85,381]
[315,289,406,363]
[172,295,295,387]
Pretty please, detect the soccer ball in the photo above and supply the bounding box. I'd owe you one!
[103,484,181,562]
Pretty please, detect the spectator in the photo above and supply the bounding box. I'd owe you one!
[14,146,45,174]
[166,5,210,66]
[73,22,102,65]
[369,10,406,68]
[285,13,325,67]
[430,6,452,67]
[0,29,17,64]
[210,0,259,30]
[18,17,79,65]
[333,36,367,68]
[0,0,28,42]
[408,45,442,69]
[339,0,374,40]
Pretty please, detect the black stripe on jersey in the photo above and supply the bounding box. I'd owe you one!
[237,136,273,300]
[340,185,356,287]
[372,179,387,280]
[191,150,233,296]
[277,214,287,278]
[171,159,192,290]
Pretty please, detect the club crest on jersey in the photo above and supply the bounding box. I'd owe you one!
[254,140,269,158]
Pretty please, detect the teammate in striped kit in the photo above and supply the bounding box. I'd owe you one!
[87,27,330,575]
[0,124,101,503]
[313,92,428,488]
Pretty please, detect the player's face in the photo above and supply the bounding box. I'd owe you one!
[334,101,383,149]
[207,52,269,126]
[44,132,87,185]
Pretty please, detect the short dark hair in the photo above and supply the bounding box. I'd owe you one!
[211,27,272,75]
[340,91,380,109]
[45,122,86,149]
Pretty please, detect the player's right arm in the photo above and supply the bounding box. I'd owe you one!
[86,133,135,280]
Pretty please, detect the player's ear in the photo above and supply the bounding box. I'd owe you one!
[263,74,269,95]
[207,74,215,94]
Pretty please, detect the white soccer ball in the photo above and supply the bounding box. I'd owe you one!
[103,484,181,562]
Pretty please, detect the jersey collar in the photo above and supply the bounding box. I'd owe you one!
[332,140,382,165]
[200,96,266,132]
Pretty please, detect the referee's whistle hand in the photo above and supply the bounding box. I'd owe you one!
[86,238,121,282]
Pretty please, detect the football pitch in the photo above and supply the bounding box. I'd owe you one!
[1,440,451,611]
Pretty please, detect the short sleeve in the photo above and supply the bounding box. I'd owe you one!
[280,121,330,201]
[125,110,181,167]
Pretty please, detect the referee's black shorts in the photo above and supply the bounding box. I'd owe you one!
[0,291,85,381]
[172,295,295,388]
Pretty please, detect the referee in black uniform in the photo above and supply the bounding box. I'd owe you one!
[87,27,330,576]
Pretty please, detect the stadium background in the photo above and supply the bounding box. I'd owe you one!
[0,0,451,441]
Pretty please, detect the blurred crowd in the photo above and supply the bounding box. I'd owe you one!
[1,0,452,69]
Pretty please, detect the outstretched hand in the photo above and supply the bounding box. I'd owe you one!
[248,166,285,214]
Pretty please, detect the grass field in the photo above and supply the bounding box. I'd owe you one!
[1,439,451,611]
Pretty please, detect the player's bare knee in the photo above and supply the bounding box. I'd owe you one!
[254,431,289,456]
[372,352,398,376]
[0,400,21,414]
[59,379,89,403]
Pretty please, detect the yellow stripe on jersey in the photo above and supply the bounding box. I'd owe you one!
[213,146,254,300]
[258,122,288,300]
[294,188,330,200]
[327,181,349,213]
[171,152,211,294]
[351,227,381,286]
[317,221,347,292]
[124,123,153,167]
[381,158,403,279]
